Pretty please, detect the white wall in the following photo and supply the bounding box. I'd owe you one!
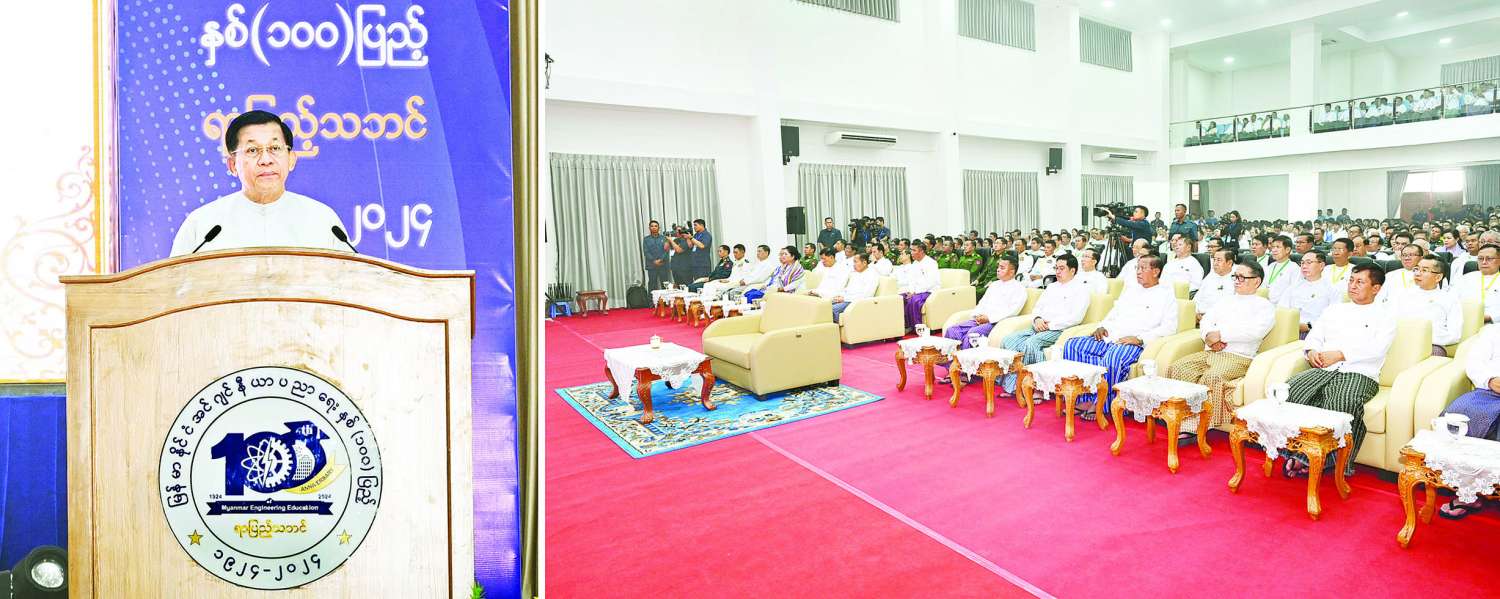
[1395,41,1500,91]
[1319,169,1389,219]
[784,122,943,238]
[1201,175,1289,221]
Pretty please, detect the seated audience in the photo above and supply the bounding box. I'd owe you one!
[799,243,819,271]
[1265,236,1298,303]
[1162,236,1205,292]
[1278,250,1336,338]
[901,243,943,331]
[828,253,881,324]
[944,253,1025,352]
[869,243,895,277]
[1194,248,1238,320]
[1025,240,1059,288]
[1166,259,1275,434]
[1117,239,1151,291]
[1435,323,1500,517]
[1001,254,1091,394]
[1061,255,1179,415]
[1456,243,1500,325]
[1075,248,1110,296]
[1386,253,1463,356]
[1282,264,1396,477]
[807,249,851,298]
[697,244,750,299]
[743,245,805,301]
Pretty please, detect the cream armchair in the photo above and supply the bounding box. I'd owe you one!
[1042,293,1118,360]
[1253,319,1445,472]
[1409,330,1490,445]
[921,269,978,332]
[798,270,826,295]
[1444,300,1484,356]
[701,292,842,397]
[837,276,904,345]
[942,288,1042,341]
[1107,278,1124,299]
[1152,307,1301,431]
[1124,299,1198,378]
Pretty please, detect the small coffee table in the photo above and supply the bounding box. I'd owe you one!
[576,290,609,317]
[603,342,716,425]
[1024,359,1110,442]
[1396,430,1500,547]
[652,289,690,318]
[1111,376,1213,473]
[1227,400,1354,520]
[895,337,960,401]
[948,347,1024,418]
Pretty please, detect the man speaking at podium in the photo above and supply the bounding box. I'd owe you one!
[169,110,349,256]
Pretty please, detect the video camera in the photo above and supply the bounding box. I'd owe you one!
[669,223,692,237]
[1092,202,1130,219]
[848,216,878,231]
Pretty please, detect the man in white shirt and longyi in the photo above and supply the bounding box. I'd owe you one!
[1193,248,1237,322]
[818,253,881,323]
[1062,255,1180,416]
[1278,250,1336,339]
[1000,254,1091,395]
[943,254,1026,350]
[1165,259,1275,434]
[901,242,943,331]
[1281,264,1396,478]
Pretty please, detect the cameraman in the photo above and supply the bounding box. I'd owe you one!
[817,217,843,250]
[1107,204,1155,244]
[872,216,891,242]
[666,226,696,285]
[690,219,713,279]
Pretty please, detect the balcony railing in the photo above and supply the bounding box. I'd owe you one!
[1171,79,1500,148]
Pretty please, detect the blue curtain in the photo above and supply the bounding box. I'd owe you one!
[0,396,67,569]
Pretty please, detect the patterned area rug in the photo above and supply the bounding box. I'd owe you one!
[556,379,882,458]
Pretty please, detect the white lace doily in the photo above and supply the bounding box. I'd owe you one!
[1409,429,1500,503]
[1113,376,1210,423]
[1027,359,1108,394]
[1236,400,1354,460]
[897,337,960,365]
[651,289,693,304]
[953,347,1020,376]
[603,343,710,406]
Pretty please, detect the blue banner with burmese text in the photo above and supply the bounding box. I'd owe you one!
[114,1,519,595]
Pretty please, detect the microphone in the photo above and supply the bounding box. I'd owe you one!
[191,225,222,254]
[332,226,359,254]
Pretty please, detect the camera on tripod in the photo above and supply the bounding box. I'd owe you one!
[1092,202,1130,219]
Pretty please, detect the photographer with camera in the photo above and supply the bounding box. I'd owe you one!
[665,224,696,285]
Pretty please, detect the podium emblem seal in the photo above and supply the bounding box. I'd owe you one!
[159,366,383,589]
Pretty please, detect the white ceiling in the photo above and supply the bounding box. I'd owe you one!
[1158,0,1500,73]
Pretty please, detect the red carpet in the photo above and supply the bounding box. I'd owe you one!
[546,309,1499,597]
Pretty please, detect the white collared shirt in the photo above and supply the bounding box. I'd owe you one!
[1377,269,1417,304]
[1163,255,1205,292]
[1457,270,1500,324]
[907,256,941,294]
[1278,275,1336,325]
[840,268,881,303]
[812,263,851,297]
[1075,270,1109,297]
[740,258,776,286]
[1194,270,1235,315]
[1325,263,1354,289]
[1264,259,1298,304]
[1118,258,1141,290]
[1099,283,1180,343]
[1034,278,1091,332]
[1466,325,1500,390]
[1200,293,1276,358]
[871,258,894,277]
[974,279,1026,321]
[1304,301,1397,380]
[170,191,347,256]
[1388,285,1464,346]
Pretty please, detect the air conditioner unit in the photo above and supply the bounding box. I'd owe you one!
[1091,151,1141,163]
[825,131,898,148]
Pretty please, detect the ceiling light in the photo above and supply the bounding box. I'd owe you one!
[1396,11,1409,18]
[1101,0,1115,8]
[1223,56,1235,64]
[1440,37,1453,45]
[1160,18,1172,27]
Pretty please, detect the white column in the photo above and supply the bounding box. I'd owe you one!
[748,111,789,245]
[1290,23,1320,137]
[1287,171,1320,221]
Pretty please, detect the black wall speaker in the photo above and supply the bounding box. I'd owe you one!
[781,125,800,165]
[1081,206,1091,227]
[786,206,807,234]
[1047,147,1063,175]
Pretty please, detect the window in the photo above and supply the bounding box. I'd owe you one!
[957,0,1036,51]
[1079,18,1132,72]
[1403,170,1465,194]
[792,0,900,22]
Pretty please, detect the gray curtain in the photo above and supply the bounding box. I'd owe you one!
[797,163,909,242]
[1080,18,1133,72]
[957,0,1035,51]
[1441,56,1500,86]
[1081,174,1134,219]
[1465,164,1500,209]
[793,0,899,21]
[963,169,1039,233]
[1386,170,1408,219]
[549,153,722,307]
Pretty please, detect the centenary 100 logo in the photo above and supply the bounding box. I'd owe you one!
[159,367,383,590]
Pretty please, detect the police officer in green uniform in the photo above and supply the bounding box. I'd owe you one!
[798,243,819,271]
[953,239,983,284]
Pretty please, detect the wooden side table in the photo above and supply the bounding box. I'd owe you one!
[895,346,951,401]
[576,290,609,317]
[1109,377,1213,473]
[948,349,1026,419]
[1228,419,1352,520]
[1023,360,1110,442]
[1395,440,1500,548]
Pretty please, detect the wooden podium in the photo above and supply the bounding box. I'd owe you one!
[61,248,474,598]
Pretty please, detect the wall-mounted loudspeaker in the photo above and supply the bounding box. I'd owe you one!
[1047,147,1062,175]
[781,125,800,165]
[786,206,806,234]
